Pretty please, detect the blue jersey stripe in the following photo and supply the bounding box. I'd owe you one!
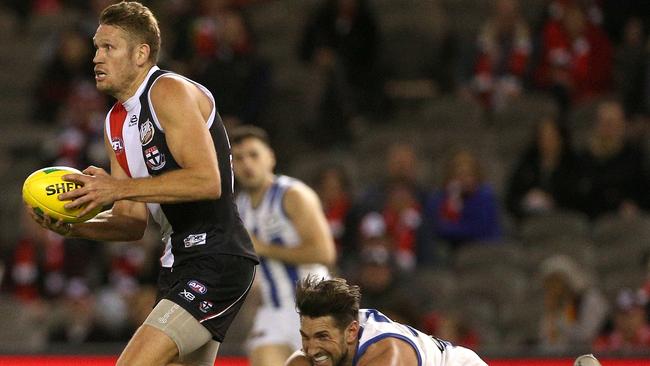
[284,263,299,298]
[267,182,281,208]
[259,257,281,308]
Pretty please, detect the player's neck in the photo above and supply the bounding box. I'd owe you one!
[249,175,275,208]
[343,342,358,366]
[116,64,154,103]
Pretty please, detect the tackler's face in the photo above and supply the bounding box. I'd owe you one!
[231,137,276,190]
[92,24,140,98]
[299,315,357,366]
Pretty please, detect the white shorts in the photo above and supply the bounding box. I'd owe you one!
[246,305,301,351]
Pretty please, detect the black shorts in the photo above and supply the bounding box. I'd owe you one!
[155,254,257,342]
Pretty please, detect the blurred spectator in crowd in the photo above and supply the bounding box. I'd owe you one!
[424,149,501,251]
[506,116,580,219]
[538,254,608,352]
[348,233,421,324]
[534,1,613,118]
[313,164,352,256]
[4,211,64,302]
[44,80,108,169]
[614,17,647,117]
[47,278,106,343]
[421,310,480,350]
[298,0,383,147]
[348,143,426,270]
[575,100,649,219]
[0,210,102,303]
[470,0,531,111]
[382,2,455,101]
[594,288,650,352]
[163,0,272,70]
[33,26,94,124]
[195,9,271,130]
[187,0,231,65]
[162,0,202,72]
[4,211,102,343]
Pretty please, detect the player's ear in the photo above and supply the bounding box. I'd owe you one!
[135,43,151,66]
[345,321,359,344]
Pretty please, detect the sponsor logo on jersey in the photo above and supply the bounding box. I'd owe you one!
[111,137,124,153]
[145,146,166,170]
[199,301,213,313]
[179,289,195,302]
[129,114,138,127]
[184,233,207,248]
[140,119,154,145]
[188,280,207,294]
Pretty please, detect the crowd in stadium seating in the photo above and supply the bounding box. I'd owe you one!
[0,0,649,356]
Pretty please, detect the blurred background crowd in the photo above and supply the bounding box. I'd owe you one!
[0,0,649,359]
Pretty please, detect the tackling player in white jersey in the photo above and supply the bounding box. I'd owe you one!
[286,276,488,366]
[230,126,337,366]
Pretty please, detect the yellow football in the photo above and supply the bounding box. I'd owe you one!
[22,166,102,223]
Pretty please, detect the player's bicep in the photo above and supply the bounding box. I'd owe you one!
[357,338,419,366]
[150,77,220,179]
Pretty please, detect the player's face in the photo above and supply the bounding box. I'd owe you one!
[92,24,140,98]
[300,316,357,366]
[232,137,275,189]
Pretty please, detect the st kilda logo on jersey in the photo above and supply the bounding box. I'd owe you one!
[140,119,155,145]
[145,146,166,170]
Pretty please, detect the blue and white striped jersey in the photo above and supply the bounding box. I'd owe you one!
[236,175,329,309]
[354,309,488,366]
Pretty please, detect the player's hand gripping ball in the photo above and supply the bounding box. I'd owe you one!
[22,166,102,223]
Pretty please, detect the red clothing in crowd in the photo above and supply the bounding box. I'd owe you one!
[594,325,650,352]
[324,195,351,252]
[535,16,613,103]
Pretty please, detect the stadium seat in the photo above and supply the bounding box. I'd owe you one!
[519,210,590,243]
[456,265,529,307]
[601,268,646,301]
[453,240,525,272]
[0,298,47,352]
[594,240,648,275]
[413,268,458,311]
[591,213,650,247]
[491,93,558,159]
[525,237,597,270]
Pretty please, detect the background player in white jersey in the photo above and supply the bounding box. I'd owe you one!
[230,126,337,366]
[286,276,488,366]
[26,2,257,365]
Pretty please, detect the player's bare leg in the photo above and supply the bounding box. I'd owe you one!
[250,344,294,366]
[117,324,179,366]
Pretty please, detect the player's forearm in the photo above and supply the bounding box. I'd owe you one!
[68,209,146,241]
[118,168,221,203]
